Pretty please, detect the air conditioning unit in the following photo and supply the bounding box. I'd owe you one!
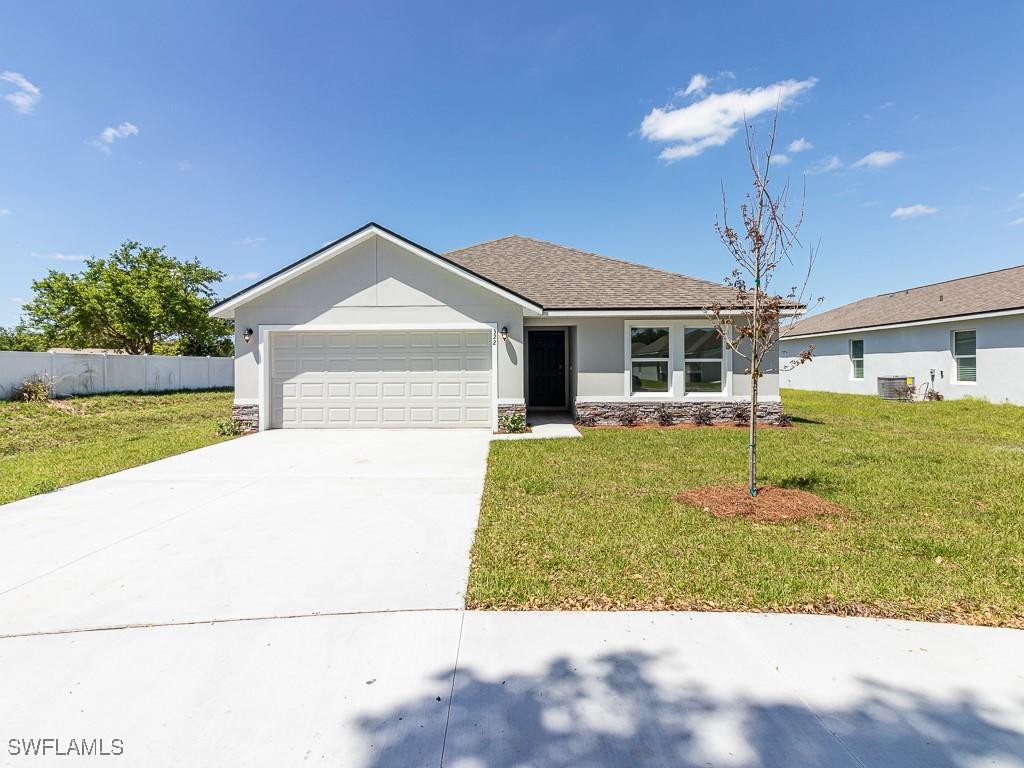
[878,375,915,400]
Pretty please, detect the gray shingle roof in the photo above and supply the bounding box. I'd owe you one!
[444,235,738,310]
[787,264,1024,336]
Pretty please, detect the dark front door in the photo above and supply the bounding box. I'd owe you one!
[528,330,566,408]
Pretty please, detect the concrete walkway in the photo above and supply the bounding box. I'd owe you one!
[1,433,1022,766]
[1,611,1021,766]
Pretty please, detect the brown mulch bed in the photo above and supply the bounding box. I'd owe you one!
[584,421,790,431]
[676,483,845,523]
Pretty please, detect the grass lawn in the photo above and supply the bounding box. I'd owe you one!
[469,389,1024,628]
[0,389,235,505]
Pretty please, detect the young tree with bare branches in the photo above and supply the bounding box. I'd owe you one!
[706,116,820,497]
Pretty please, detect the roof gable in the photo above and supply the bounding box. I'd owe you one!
[787,263,1024,336]
[209,223,542,319]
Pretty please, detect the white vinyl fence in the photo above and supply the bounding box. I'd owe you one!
[0,351,233,399]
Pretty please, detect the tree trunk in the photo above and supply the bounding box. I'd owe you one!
[749,274,760,497]
[749,373,758,496]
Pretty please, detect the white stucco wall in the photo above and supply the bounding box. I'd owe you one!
[781,313,1024,405]
[231,235,525,402]
[524,316,778,402]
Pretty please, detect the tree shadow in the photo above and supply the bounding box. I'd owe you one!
[772,471,837,495]
[787,415,825,425]
[358,650,1024,767]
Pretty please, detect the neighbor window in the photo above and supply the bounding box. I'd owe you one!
[684,327,723,393]
[953,330,976,383]
[630,327,670,393]
[850,339,865,379]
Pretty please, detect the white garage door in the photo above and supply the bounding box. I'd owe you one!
[270,329,493,429]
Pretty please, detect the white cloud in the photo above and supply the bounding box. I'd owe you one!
[32,251,88,261]
[807,155,842,174]
[787,138,813,153]
[852,150,904,169]
[680,73,709,97]
[891,204,937,219]
[640,77,818,161]
[93,122,139,153]
[238,236,267,247]
[1009,217,1024,226]
[772,153,791,165]
[227,271,261,281]
[0,208,11,216]
[0,71,41,114]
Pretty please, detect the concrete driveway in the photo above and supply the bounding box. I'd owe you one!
[0,430,491,635]
[1,431,1022,766]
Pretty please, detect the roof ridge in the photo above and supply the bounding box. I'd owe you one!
[451,233,728,290]
[870,262,1024,300]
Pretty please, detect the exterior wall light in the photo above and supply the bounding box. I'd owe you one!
[500,326,509,342]
[242,328,253,344]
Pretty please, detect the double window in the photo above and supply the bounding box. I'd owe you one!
[953,330,976,383]
[850,339,865,380]
[628,325,724,395]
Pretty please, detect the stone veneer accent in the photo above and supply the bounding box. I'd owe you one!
[231,403,260,432]
[497,403,528,421]
[574,400,785,427]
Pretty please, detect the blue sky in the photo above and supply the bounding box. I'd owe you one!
[2,1,1022,326]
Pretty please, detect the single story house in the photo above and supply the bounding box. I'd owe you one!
[781,264,1024,405]
[210,223,782,431]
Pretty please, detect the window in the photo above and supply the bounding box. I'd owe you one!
[850,339,865,379]
[953,330,976,383]
[630,327,670,393]
[684,327,723,393]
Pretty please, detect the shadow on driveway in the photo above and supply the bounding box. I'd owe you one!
[360,649,1024,767]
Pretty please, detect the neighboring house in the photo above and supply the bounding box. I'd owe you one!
[210,223,783,431]
[782,264,1024,405]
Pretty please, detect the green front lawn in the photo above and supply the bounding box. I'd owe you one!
[469,390,1024,627]
[0,390,235,505]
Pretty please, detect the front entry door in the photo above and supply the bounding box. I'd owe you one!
[528,330,566,408]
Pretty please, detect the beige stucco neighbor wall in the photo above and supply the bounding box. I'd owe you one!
[524,315,777,401]
[231,235,526,402]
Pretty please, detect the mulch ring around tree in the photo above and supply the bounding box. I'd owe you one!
[677,484,845,523]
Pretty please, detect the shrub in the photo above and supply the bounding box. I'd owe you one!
[576,413,597,427]
[618,408,639,427]
[498,411,528,434]
[691,404,714,426]
[10,373,55,402]
[216,418,245,436]
[731,403,750,426]
[923,388,945,402]
[655,406,674,426]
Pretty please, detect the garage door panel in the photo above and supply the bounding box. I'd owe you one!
[327,382,351,397]
[271,330,492,429]
[409,382,434,398]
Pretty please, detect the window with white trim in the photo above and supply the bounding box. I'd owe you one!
[684,327,723,393]
[630,327,670,394]
[850,339,865,380]
[953,330,976,383]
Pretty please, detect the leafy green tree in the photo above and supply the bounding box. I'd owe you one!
[0,323,48,351]
[23,241,232,355]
